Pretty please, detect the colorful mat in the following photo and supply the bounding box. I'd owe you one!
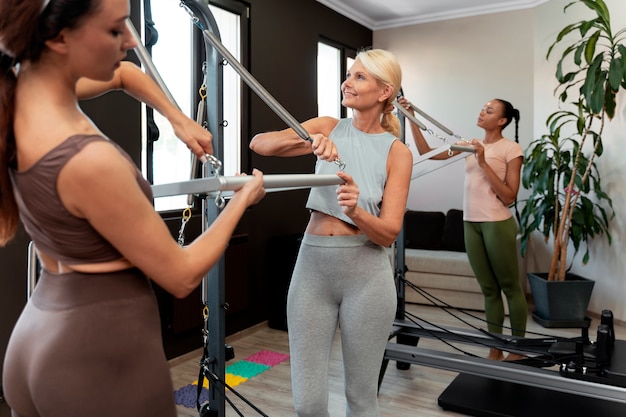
[174,349,290,408]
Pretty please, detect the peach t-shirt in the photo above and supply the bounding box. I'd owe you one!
[463,138,523,222]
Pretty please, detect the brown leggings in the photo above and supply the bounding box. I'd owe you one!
[2,268,176,417]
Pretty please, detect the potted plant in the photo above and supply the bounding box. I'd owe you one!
[519,0,622,326]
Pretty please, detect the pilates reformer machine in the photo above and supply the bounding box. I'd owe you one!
[125,1,626,416]
[383,96,626,415]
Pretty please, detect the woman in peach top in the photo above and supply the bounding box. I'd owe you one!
[399,96,527,361]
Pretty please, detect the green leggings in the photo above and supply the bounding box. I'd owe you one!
[464,217,527,337]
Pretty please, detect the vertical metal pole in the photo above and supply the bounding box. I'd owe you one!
[395,115,407,320]
[182,1,226,415]
[391,99,419,375]
[129,4,226,413]
[27,242,38,300]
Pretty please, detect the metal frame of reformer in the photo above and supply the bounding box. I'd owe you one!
[384,110,626,409]
[131,1,346,415]
[128,3,229,414]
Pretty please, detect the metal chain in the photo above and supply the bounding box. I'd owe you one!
[196,62,226,209]
[334,158,346,171]
[422,129,471,157]
[177,207,193,246]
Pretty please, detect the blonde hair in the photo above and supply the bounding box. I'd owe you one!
[355,49,402,138]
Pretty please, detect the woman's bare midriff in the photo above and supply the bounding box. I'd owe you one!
[38,250,134,274]
[305,211,362,236]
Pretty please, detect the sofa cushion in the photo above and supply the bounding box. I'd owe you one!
[404,248,475,276]
[441,209,466,252]
[404,211,445,250]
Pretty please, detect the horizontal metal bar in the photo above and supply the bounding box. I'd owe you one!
[385,343,626,404]
[410,143,474,167]
[449,144,476,153]
[152,174,343,198]
[392,319,561,352]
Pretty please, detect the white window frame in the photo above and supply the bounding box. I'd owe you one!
[145,1,243,212]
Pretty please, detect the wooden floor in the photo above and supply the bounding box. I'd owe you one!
[169,303,626,417]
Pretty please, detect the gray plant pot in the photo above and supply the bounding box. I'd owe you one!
[528,272,595,327]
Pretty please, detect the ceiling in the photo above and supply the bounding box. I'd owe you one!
[316,0,549,30]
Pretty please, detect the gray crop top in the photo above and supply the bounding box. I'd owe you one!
[306,118,397,226]
[9,134,153,264]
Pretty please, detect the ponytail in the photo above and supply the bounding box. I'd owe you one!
[512,108,520,143]
[381,109,401,138]
[496,98,520,143]
[0,52,19,246]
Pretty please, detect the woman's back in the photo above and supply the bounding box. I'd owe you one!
[11,134,152,265]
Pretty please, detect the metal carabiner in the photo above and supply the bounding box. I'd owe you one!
[177,206,193,246]
[204,154,223,176]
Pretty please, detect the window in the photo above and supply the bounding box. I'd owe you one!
[146,1,246,211]
[317,40,356,119]
[317,43,340,118]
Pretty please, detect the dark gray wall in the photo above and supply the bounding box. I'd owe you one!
[0,228,29,408]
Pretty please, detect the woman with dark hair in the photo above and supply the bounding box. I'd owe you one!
[0,0,265,415]
[398,96,527,361]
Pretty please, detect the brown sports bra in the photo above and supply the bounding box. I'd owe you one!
[10,134,153,265]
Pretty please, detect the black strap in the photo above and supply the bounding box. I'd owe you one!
[196,342,209,412]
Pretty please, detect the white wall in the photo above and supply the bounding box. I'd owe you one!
[374,9,535,212]
[374,0,626,321]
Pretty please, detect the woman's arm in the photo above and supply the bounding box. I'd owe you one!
[339,141,413,247]
[473,142,522,206]
[250,116,339,162]
[397,97,454,160]
[77,61,213,159]
[59,141,265,298]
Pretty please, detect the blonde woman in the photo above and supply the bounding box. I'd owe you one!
[251,49,412,417]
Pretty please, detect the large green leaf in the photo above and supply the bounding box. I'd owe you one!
[581,55,606,114]
[584,30,600,64]
[579,0,610,31]
[608,56,623,91]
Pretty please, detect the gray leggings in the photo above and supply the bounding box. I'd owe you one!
[287,234,397,417]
